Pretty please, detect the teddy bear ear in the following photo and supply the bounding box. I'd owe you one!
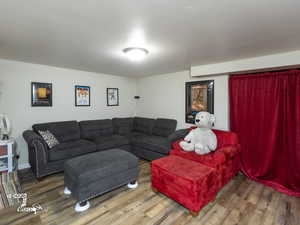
[210,114,216,125]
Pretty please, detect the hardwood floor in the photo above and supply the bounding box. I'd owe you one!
[0,161,299,225]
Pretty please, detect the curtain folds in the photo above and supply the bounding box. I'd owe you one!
[229,70,300,196]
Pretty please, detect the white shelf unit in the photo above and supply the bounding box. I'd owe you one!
[0,139,15,172]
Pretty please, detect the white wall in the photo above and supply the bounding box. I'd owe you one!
[0,59,137,168]
[191,50,300,76]
[136,70,229,130]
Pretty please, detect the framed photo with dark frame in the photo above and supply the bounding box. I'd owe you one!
[31,82,53,107]
[185,80,214,124]
[107,88,119,106]
[75,85,90,106]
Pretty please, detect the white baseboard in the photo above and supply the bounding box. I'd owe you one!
[18,163,31,170]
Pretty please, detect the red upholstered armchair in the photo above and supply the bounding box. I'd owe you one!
[151,128,240,215]
[170,128,240,192]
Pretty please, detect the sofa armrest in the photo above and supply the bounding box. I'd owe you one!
[23,130,49,177]
[168,129,189,143]
[216,145,240,160]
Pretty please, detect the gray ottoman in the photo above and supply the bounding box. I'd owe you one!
[63,149,139,212]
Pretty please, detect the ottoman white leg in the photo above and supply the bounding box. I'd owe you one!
[127,181,138,189]
[64,187,71,195]
[75,201,90,212]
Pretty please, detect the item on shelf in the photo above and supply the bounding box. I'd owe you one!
[0,114,11,140]
[0,159,7,168]
[0,145,8,155]
[0,139,16,172]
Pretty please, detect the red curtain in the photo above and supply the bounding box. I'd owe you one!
[229,70,300,196]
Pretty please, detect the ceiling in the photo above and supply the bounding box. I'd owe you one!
[1,0,300,77]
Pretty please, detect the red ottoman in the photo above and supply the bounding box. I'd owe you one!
[151,155,216,216]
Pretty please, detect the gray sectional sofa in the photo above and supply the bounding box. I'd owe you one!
[23,117,187,178]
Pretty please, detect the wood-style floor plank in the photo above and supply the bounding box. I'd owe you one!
[1,161,299,225]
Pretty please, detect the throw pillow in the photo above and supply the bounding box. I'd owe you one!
[38,130,60,149]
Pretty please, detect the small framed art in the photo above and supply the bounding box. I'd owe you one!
[31,82,53,107]
[185,80,214,124]
[75,85,90,106]
[107,88,119,106]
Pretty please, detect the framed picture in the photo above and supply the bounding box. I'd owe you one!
[31,82,52,107]
[75,85,90,106]
[107,88,119,106]
[185,80,214,124]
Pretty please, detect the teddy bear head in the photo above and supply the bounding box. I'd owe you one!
[195,111,215,128]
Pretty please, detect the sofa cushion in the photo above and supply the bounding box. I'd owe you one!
[152,118,177,137]
[127,132,148,139]
[213,129,239,148]
[92,135,130,150]
[188,127,239,149]
[170,145,226,168]
[33,121,80,143]
[131,135,171,154]
[80,119,113,139]
[49,139,96,161]
[133,117,155,135]
[112,118,133,135]
[131,146,165,161]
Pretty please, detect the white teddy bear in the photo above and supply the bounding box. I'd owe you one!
[180,111,217,155]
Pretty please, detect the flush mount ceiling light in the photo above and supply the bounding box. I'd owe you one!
[123,47,149,61]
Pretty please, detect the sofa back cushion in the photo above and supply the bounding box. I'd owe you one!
[112,117,133,135]
[33,121,80,143]
[80,119,113,139]
[212,129,239,148]
[152,118,177,137]
[133,117,155,135]
[186,127,239,148]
